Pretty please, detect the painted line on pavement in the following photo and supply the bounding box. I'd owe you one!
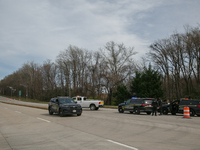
[37,117,51,123]
[107,140,138,150]
[15,111,21,114]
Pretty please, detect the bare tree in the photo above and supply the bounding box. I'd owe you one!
[100,41,137,104]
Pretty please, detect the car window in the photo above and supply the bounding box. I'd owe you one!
[180,100,189,105]
[134,99,140,104]
[59,98,75,104]
[131,99,135,103]
[190,100,200,105]
[144,100,152,104]
[126,99,131,104]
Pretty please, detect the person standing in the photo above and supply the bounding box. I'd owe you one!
[158,98,162,115]
[152,99,158,116]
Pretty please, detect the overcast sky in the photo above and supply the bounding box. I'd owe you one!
[0,0,200,80]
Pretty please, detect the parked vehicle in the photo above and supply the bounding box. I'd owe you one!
[72,96,104,110]
[162,98,200,116]
[118,98,154,115]
[48,97,82,117]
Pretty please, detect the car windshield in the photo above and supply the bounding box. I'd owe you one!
[59,98,75,104]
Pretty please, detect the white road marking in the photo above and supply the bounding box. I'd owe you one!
[15,111,21,114]
[37,117,51,123]
[107,140,138,150]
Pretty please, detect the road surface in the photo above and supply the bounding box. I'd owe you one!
[0,96,200,150]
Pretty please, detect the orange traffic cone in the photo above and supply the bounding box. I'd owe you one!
[6,98,7,101]
[183,107,190,118]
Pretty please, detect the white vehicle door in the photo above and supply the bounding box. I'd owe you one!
[76,97,83,107]
[81,97,89,107]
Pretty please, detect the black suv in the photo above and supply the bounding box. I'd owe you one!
[118,98,154,115]
[48,97,82,117]
[162,99,200,116]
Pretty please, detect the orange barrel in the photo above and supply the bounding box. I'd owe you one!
[183,107,190,118]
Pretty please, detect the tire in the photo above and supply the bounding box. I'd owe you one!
[90,104,96,110]
[146,112,151,115]
[95,107,99,110]
[59,109,64,117]
[190,109,195,116]
[118,107,124,113]
[130,111,133,114]
[48,107,53,115]
[162,108,168,115]
[135,108,140,114]
[77,113,81,116]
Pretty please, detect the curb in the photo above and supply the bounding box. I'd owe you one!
[0,101,47,110]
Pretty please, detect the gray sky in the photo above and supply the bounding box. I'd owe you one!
[0,0,200,80]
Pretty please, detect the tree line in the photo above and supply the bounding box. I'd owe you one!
[148,25,200,100]
[0,25,199,104]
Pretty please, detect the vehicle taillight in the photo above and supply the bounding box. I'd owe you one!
[99,102,101,104]
[197,105,200,108]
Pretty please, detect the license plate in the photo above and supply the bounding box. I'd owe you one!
[73,110,76,112]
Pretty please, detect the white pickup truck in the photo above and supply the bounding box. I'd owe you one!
[72,96,104,110]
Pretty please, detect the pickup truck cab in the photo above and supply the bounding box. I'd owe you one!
[72,96,104,110]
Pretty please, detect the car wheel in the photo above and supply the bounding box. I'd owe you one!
[90,104,96,110]
[77,113,81,116]
[135,108,140,114]
[162,108,168,115]
[190,109,195,116]
[146,112,151,115]
[59,109,64,117]
[130,111,133,114]
[118,107,124,113]
[48,107,53,115]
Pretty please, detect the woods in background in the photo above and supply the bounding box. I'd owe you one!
[1,25,200,104]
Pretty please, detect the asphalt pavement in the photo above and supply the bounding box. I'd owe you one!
[0,96,200,150]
